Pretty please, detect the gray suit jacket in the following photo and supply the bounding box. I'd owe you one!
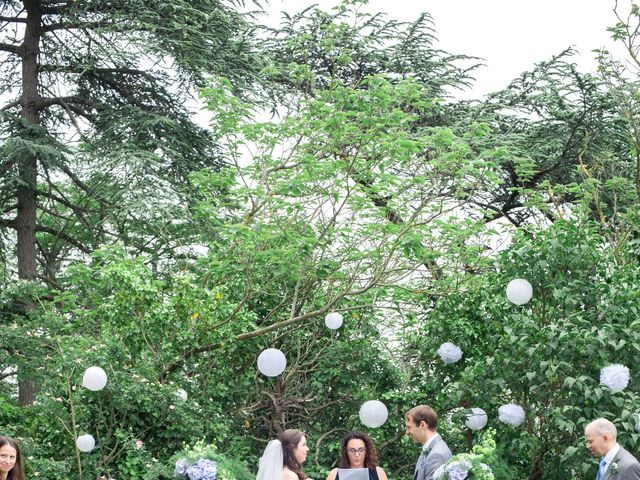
[414,435,452,480]
[605,447,640,480]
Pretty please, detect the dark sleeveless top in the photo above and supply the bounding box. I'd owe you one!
[335,468,380,480]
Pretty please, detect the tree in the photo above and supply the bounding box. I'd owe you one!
[0,0,261,403]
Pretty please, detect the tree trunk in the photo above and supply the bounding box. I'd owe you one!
[16,0,42,406]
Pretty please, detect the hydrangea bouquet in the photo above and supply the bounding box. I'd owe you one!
[433,435,495,480]
[175,457,217,480]
[432,456,494,480]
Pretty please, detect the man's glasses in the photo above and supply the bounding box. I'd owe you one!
[347,448,366,455]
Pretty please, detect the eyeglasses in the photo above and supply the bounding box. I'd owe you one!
[347,448,366,455]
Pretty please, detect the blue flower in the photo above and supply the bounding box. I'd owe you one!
[186,458,217,480]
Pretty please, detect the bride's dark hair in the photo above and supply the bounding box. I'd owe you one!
[280,429,307,480]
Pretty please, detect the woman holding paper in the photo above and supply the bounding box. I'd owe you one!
[325,432,388,480]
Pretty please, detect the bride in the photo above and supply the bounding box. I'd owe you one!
[257,429,309,480]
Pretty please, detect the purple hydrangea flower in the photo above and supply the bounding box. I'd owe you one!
[187,458,217,480]
[175,458,188,477]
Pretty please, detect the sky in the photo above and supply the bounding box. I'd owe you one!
[260,0,628,99]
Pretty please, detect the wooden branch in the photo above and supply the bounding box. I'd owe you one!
[0,43,19,54]
[0,16,27,23]
[35,224,92,254]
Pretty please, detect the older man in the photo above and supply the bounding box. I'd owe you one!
[405,405,452,480]
[584,418,640,480]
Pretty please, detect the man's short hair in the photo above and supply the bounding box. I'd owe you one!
[406,405,438,429]
[586,418,617,438]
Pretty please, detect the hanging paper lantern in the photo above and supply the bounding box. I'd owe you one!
[82,366,107,391]
[359,400,388,428]
[465,408,488,430]
[175,388,188,402]
[325,312,343,330]
[600,364,630,392]
[498,403,525,426]
[506,279,533,305]
[257,348,287,377]
[437,342,463,364]
[76,434,95,452]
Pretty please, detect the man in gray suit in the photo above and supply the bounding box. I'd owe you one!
[584,418,640,480]
[405,405,452,480]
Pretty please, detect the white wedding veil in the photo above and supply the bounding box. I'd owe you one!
[257,439,284,480]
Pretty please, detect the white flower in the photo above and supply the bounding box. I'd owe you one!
[498,403,525,426]
[600,364,630,393]
[437,342,463,364]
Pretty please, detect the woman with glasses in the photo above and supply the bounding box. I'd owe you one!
[325,432,388,480]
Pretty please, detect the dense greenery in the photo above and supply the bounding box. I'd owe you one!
[1,1,640,479]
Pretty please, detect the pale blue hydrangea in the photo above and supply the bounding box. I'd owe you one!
[175,458,188,477]
[186,458,217,480]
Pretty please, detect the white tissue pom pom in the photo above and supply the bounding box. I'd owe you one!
[600,364,630,392]
[498,403,525,426]
[437,342,463,364]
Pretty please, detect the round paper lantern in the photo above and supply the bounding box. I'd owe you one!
[600,364,630,392]
[76,434,95,452]
[175,388,188,402]
[257,348,287,377]
[82,366,107,391]
[506,279,533,305]
[465,408,488,430]
[498,403,525,426]
[359,400,388,428]
[437,342,463,364]
[325,312,343,330]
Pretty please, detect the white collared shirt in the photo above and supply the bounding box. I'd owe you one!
[423,433,440,452]
[602,443,621,473]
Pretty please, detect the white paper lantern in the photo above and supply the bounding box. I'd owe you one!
[82,366,107,391]
[600,364,630,392]
[465,408,488,430]
[506,279,533,305]
[325,312,343,330]
[257,348,287,377]
[175,388,188,402]
[76,434,95,452]
[498,403,525,426]
[437,342,463,364]
[359,400,388,428]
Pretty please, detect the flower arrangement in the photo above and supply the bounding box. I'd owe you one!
[142,441,253,480]
[610,462,619,475]
[175,457,217,480]
[433,434,495,480]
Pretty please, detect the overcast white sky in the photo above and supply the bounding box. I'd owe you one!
[260,0,628,99]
